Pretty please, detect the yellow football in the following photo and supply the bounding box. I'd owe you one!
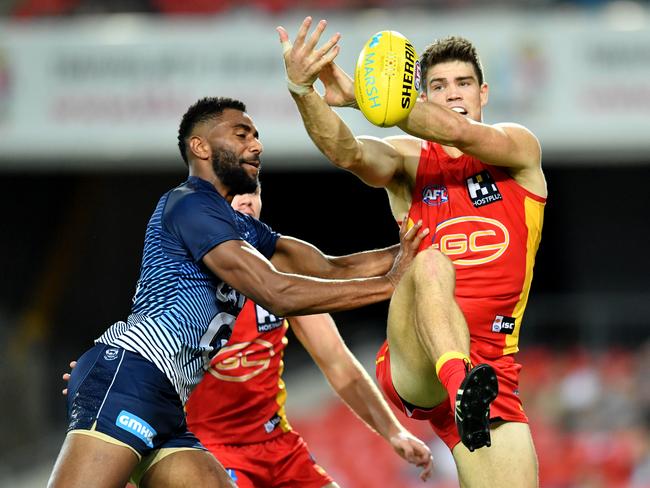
[354,31,421,127]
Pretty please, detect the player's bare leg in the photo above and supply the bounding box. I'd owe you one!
[388,248,470,406]
[47,433,139,488]
[139,449,236,488]
[452,422,538,488]
[388,248,497,450]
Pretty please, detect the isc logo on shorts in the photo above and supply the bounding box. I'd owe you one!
[116,410,157,447]
[492,315,516,334]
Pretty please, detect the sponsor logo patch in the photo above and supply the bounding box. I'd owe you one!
[466,170,503,208]
[255,304,284,333]
[422,184,449,206]
[491,315,516,334]
[264,413,282,434]
[103,348,120,361]
[115,410,157,448]
[432,216,509,266]
[209,339,276,382]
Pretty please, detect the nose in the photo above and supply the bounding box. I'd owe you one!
[249,138,263,156]
[446,85,462,101]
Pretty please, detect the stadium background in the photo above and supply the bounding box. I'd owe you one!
[0,1,649,486]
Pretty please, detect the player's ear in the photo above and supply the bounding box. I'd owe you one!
[480,82,489,108]
[189,135,210,161]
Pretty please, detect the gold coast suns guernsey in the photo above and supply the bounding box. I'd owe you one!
[185,298,291,445]
[408,141,545,359]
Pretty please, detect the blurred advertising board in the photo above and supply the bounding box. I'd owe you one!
[0,9,648,169]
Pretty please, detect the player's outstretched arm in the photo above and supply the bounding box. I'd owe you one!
[400,100,542,169]
[290,313,433,481]
[271,219,428,279]
[277,17,403,189]
[202,218,427,317]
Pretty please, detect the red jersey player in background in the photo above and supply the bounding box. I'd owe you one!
[278,17,546,488]
[64,184,433,487]
[183,185,432,487]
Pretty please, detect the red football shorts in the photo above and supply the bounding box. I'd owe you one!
[375,341,528,451]
[203,431,333,488]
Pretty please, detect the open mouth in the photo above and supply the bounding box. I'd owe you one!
[241,160,260,170]
[451,106,468,115]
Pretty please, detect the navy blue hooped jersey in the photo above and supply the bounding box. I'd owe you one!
[96,176,279,403]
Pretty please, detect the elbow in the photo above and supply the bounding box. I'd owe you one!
[329,143,364,171]
[256,282,298,318]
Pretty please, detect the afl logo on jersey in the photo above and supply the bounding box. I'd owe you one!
[432,216,509,266]
[422,184,448,206]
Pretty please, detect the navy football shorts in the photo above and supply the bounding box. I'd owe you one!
[66,343,204,459]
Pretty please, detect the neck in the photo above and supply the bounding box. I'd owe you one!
[188,164,233,202]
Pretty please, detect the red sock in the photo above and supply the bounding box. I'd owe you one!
[436,353,471,411]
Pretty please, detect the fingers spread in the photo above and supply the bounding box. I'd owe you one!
[305,19,327,52]
[294,16,313,48]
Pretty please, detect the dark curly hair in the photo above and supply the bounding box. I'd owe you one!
[419,36,484,91]
[177,97,247,165]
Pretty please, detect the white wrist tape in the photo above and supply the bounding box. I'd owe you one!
[286,78,313,96]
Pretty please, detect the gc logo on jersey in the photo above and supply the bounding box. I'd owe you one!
[255,304,284,333]
[209,339,276,382]
[432,216,509,266]
[422,184,449,206]
[467,170,502,208]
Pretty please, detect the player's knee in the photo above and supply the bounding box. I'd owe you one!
[412,248,455,285]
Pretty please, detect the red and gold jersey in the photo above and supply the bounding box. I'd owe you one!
[408,141,545,359]
[185,299,291,445]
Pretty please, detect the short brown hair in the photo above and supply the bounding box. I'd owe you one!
[419,36,484,90]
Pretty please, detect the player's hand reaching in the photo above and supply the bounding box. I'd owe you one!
[319,62,357,108]
[386,218,429,288]
[277,17,341,94]
[61,360,76,396]
[390,430,434,481]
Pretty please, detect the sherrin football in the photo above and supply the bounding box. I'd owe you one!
[354,31,421,127]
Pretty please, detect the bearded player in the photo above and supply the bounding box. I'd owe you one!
[182,186,433,487]
[61,186,434,487]
[277,18,545,487]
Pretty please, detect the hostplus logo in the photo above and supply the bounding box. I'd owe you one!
[255,304,284,332]
[466,170,502,208]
